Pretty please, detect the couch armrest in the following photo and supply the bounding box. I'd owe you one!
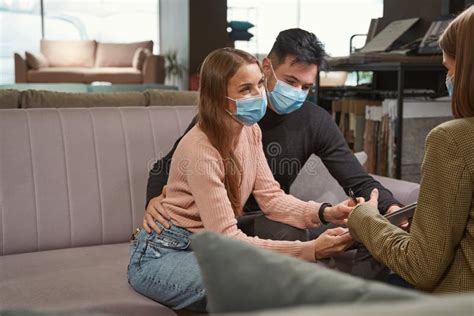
[14,53,28,83]
[142,54,165,84]
[371,174,420,206]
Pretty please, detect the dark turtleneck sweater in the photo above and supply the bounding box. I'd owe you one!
[147,101,399,214]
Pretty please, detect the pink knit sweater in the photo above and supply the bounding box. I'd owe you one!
[161,124,321,262]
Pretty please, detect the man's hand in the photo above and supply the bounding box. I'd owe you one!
[347,197,365,207]
[324,198,363,225]
[143,193,171,234]
[313,227,353,260]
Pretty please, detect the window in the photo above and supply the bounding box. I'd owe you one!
[227,0,298,56]
[44,0,160,52]
[0,0,42,84]
[299,0,383,57]
[0,0,159,84]
[227,0,383,57]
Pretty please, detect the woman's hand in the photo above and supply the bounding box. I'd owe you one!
[324,198,364,225]
[361,188,379,209]
[143,190,171,234]
[313,227,353,260]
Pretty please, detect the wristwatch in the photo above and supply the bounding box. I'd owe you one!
[318,203,332,225]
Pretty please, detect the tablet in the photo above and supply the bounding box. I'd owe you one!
[385,202,417,226]
[338,202,417,236]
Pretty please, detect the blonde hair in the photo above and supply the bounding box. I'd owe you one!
[197,48,262,216]
[439,6,474,118]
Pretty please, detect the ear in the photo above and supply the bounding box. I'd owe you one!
[262,57,272,75]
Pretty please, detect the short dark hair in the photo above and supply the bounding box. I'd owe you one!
[269,28,328,70]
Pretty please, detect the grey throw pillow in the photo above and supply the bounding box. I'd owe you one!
[191,231,426,314]
[223,294,474,316]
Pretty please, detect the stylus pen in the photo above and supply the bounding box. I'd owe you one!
[348,188,358,205]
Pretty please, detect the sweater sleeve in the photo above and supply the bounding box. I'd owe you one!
[251,125,321,229]
[347,126,472,291]
[313,107,400,214]
[184,139,317,262]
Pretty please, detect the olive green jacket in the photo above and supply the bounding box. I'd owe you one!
[348,117,474,293]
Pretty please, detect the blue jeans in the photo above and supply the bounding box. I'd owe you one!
[127,224,207,312]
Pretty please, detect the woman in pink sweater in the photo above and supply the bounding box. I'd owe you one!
[128,48,353,312]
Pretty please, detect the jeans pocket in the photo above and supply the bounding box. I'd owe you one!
[148,231,191,251]
[136,237,168,269]
[145,240,163,258]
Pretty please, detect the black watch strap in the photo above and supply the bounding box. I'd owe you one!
[318,203,332,225]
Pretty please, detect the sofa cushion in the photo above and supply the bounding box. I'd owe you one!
[0,243,176,316]
[20,90,147,108]
[95,41,153,68]
[27,67,87,83]
[191,232,425,314]
[228,20,255,30]
[0,107,197,255]
[41,40,96,68]
[234,295,474,316]
[145,89,199,106]
[25,51,49,69]
[87,84,177,93]
[84,67,142,84]
[229,30,254,41]
[290,152,367,205]
[289,153,419,209]
[132,48,149,70]
[0,89,20,108]
[371,174,420,206]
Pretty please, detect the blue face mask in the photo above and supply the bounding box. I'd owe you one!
[226,93,267,126]
[268,63,309,114]
[446,75,454,97]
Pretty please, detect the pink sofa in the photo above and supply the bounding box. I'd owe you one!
[14,40,165,84]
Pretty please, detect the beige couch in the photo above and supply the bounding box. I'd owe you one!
[14,40,165,84]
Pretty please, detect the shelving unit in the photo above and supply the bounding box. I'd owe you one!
[315,54,446,179]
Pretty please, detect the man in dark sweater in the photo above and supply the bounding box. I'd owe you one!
[144,28,401,246]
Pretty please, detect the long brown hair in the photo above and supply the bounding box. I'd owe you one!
[197,48,262,216]
[439,6,474,118]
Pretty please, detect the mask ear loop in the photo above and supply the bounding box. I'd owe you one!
[224,108,245,126]
[224,97,242,126]
[267,58,279,82]
[225,96,238,116]
[227,92,266,102]
[267,59,305,93]
[264,58,277,111]
[266,58,308,93]
[446,73,454,83]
